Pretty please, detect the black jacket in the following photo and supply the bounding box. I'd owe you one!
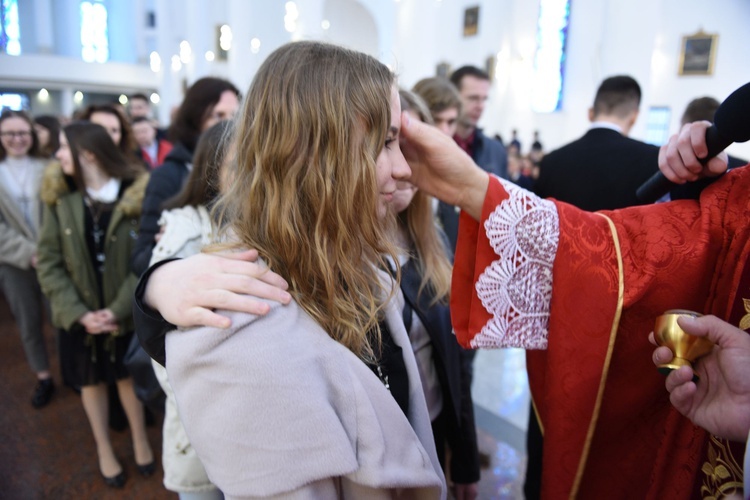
[130,143,193,276]
[399,257,480,484]
[670,155,748,200]
[534,127,660,211]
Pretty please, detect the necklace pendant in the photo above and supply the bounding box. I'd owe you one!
[93,227,104,246]
[376,365,391,392]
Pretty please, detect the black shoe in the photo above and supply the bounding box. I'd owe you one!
[136,461,156,477]
[31,379,55,408]
[102,470,126,488]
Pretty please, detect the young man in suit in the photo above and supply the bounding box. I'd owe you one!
[533,75,659,211]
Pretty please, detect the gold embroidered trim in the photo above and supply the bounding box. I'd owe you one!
[531,395,544,435]
[738,298,750,331]
[570,213,625,499]
[700,435,744,499]
[697,300,749,498]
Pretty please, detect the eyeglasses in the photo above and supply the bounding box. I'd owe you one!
[0,131,32,139]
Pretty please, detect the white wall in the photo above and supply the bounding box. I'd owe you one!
[394,0,750,159]
[3,0,749,160]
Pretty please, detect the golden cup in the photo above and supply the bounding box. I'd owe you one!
[653,309,714,376]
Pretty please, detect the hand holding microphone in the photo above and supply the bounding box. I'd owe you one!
[637,82,750,202]
[658,121,730,185]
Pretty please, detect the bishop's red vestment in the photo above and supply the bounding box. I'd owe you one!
[452,170,749,498]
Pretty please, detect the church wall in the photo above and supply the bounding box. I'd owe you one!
[2,0,748,158]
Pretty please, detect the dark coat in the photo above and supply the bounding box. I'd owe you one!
[533,127,660,211]
[130,143,193,276]
[399,257,480,484]
[438,128,508,253]
[36,163,148,331]
[670,155,748,200]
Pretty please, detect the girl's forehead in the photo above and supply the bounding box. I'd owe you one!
[389,87,401,123]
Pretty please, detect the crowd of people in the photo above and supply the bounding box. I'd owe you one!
[1,39,748,499]
[1,77,243,496]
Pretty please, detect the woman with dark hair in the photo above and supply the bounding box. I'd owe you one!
[79,104,139,162]
[0,110,55,408]
[77,106,144,430]
[33,114,61,158]
[36,122,154,488]
[130,77,240,276]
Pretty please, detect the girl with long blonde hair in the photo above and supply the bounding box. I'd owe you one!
[137,41,446,498]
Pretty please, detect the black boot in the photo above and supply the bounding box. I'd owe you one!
[31,378,55,408]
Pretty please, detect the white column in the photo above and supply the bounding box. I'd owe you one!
[132,0,148,64]
[51,0,81,58]
[154,0,181,127]
[107,0,138,63]
[226,0,291,91]
[32,0,55,54]
[295,0,325,42]
[60,88,75,119]
[349,0,395,63]
[182,0,218,83]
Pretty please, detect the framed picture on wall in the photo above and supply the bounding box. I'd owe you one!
[485,55,496,82]
[678,31,718,76]
[436,62,451,79]
[463,6,479,37]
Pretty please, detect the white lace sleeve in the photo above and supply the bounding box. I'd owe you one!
[470,178,559,350]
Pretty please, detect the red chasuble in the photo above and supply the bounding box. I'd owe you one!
[451,171,749,498]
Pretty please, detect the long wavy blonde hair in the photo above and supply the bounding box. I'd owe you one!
[216,41,398,361]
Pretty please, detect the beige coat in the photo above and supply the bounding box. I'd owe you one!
[166,274,447,500]
[149,205,219,494]
[0,158,46,269]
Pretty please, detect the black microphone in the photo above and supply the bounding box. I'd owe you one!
[636,81,750,202]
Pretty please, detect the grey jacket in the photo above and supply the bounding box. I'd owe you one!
[0,158,46,269]
[166,273,447,499]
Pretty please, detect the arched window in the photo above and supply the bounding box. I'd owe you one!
[531,0,570,113]
[1,0,21,55]
[80,0,109,63]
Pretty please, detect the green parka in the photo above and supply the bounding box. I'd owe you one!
[36,163,148,333]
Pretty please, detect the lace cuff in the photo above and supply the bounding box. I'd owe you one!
[470,180,559,349]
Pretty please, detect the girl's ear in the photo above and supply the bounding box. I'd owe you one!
[79,149,97,166]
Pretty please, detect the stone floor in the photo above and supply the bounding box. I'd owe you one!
[0,295,529,499]
[472,349,530,499]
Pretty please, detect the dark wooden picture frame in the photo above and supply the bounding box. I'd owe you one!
[463,6,479,37]
[485,55,496,82]
[678,31,718,76]
[436,62,451,79]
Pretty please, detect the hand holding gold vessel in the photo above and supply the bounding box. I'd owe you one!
[652,309,715,377]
